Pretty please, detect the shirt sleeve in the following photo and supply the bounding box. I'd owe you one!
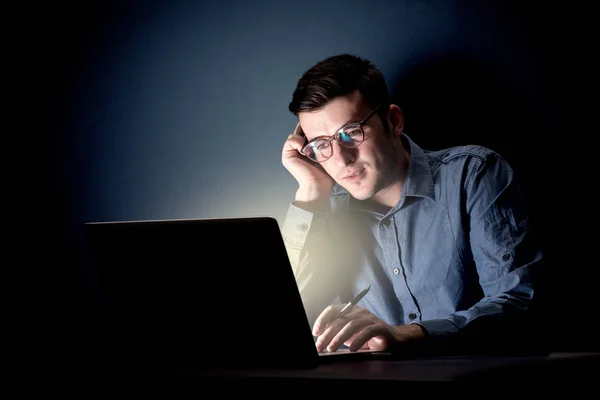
[281,202,321,275]
[418,152,544,341]
[280,202,342,329]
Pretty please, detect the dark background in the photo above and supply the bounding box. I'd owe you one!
[18,0,597,368]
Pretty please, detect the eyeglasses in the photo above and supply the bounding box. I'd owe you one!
[300,104,382,162]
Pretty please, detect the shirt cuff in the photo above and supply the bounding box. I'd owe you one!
[414,318,459,339]
[281,202,329,245]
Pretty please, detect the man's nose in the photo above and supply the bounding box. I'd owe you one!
[331,141,356,167]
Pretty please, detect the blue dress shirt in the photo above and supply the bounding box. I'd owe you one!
[281,133,543,340]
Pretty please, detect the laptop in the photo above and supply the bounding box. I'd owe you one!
[82,216,390,374]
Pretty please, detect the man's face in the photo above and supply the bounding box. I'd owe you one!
[298,91,402,201]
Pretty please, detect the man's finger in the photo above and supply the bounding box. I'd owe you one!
[348,324,387,352]
[293,122,304,136]
[312,305,344,336]
[325,318,373,353]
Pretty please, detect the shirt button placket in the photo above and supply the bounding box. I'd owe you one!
[381,215,418,324]
[381,218,399,276]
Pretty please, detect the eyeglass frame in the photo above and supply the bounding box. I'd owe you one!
[299,103,383,162]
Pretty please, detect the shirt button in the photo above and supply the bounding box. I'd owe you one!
[408,313,417,320]
[382,219,391,227]
[393,268,400,275]
[299,223,308,231]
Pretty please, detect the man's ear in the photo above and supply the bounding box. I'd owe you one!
[388,104,404,137]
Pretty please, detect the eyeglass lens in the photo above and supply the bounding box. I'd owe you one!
[304,125,363,162]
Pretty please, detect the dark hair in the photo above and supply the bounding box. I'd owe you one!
[288,54,391,118]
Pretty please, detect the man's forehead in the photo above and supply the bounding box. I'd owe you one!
[299,101,366,139]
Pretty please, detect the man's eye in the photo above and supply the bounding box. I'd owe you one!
[343,128,361,137]
[339,129,361,143]
[314,141,331,151]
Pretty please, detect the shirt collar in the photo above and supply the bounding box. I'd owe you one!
[401,133,436,201]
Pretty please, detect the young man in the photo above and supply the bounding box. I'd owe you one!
[280,54,545,355]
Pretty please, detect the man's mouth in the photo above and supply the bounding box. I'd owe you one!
[342,168,365,181]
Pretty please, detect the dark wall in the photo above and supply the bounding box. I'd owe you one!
[23,0,597,365]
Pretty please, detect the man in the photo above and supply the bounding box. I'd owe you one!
[280,54,544,355]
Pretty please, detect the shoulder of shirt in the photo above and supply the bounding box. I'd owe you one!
[425,143,505,167]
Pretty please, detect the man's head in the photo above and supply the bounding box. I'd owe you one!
[289,54,408,207]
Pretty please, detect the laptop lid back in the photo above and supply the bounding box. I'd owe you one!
[83,216,319,372]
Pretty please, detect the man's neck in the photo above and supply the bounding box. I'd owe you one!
[372,148,411,209]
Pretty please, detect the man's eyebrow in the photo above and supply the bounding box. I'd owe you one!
[307,112,362,140]
[340,116,360,128]
[334,111,367,133]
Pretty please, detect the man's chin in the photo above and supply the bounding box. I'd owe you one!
[335,176,374,199]
[344,186,374,201]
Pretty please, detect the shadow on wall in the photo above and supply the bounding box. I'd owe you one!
[391,53,538,171]
[390,52,550,260]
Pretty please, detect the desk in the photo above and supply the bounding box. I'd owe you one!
[169,352,599,393]
[39,351,598,396]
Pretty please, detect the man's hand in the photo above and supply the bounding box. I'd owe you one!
[281,122,335,207]
[312,305,427,353]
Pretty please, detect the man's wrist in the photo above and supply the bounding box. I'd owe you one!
[294,187,330,213]
[296,184,331,203]
[409,323,428,339]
